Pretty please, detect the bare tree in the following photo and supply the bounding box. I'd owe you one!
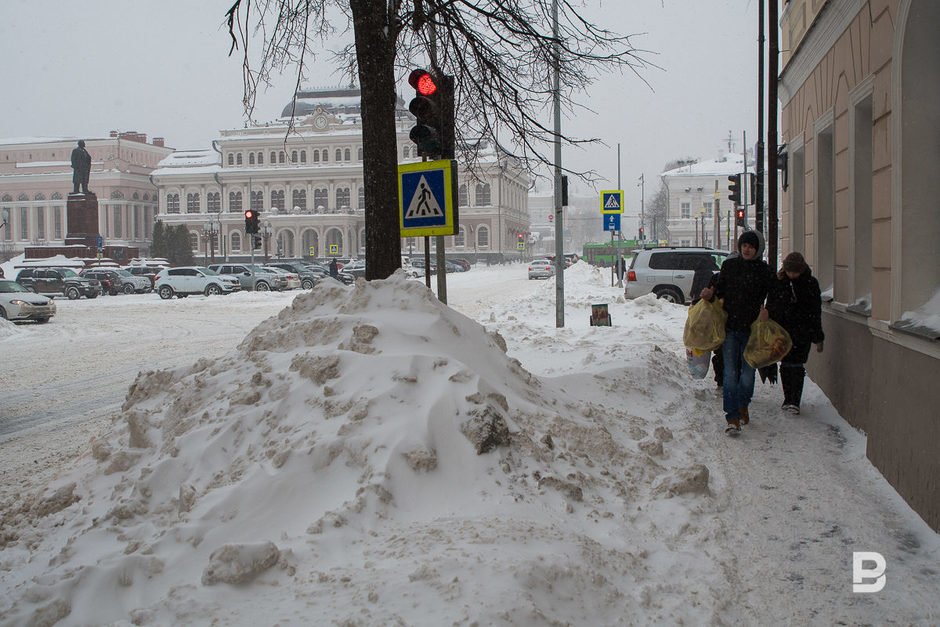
[225,0,651,279]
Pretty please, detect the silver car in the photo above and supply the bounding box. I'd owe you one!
[623,247,727,304]
[527,259,555,280]
[0,279,56,323]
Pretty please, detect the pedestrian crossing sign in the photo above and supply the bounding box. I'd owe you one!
[600,190,624,215]
[399,159,458,237]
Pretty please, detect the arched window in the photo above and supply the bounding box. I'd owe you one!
[477,225,490,248]
[475,183,491,206]
[186,193,200,213]
[249,153,255,165]
[189,231,199,250]
[358,187,365,209]
[257,152,264,165]
[34,193,45,201]
[231,231,242,251]
[279,151,285,164]
[314,188,328,212]
[357,147,363,160]
[301,150,307,163]
[207,192,221,213]
[458,184,469,207]
[291,150,298,163]
[455,226,466,247]
[322,149,329,162]
[227,154,234,165]
[166,193,180,214]
[236,153,243,165]
[51,192,62,200]
[313,151,320,163]
[251,191,263,211]
[1,194,12,202]
[17,193,28,201]
[111,190,124,199]
[271,151,277,164]
[132,192,140,200]
[229,191,242,212]
[271,190,285,210]
[344,148,351,161]
[336,187,350,210]
[335,148,342,162]
[293,189,307,211]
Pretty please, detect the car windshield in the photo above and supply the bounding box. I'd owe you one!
[58,268,80,278]
[0,279,29,293]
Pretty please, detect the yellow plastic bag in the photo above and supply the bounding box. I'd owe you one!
[683,298,727,352]
[744,319,793,369]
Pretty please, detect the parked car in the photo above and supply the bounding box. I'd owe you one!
[342,259,366,279]
[527,259,555,280]
[15,267,101,300]
[623,247,727,304]
[264,266,301,289]
[265,262,319,290]
[410,258,436,275]
[207,264,287,291]
[450,258,472,272]
[81,268,151,295]
[123,265,162,288]
[0,279,56,323]
[302,262,354,285]
[154,267,242,299]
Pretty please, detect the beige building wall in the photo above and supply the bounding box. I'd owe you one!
[779,0,940,530]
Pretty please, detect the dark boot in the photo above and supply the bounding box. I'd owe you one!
[780,363,805,409]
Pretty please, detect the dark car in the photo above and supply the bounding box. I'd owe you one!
[81,268,151,295]
[302,262,354,285]
[15,267,101,300]
[265,262,319,290]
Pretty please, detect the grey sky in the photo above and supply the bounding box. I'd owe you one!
[0,0,760,212]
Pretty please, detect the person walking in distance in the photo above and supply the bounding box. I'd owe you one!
[70,140,93,194]
[766,252,824,414]
[699,231,775,436]
[329,257,339,279]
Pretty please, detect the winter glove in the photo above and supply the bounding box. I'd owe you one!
[815,341,824,353]
[758,363,778,385]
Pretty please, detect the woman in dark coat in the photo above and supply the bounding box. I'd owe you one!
[766,252,825,414]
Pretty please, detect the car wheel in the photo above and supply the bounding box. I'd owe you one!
[0,306,7,319]
[123,283,135,294]
[301,279,314,290]
[158,285,174,300]
[205,284,222,296]
[256,281,270,292]
[36,317,50,324]
[66,286,81,300]
[654,287,683,304]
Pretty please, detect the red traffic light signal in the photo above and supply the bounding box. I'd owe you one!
[410,69,438,96]
[735,208,746,227]
[407,68,455,159]
[244,209,260,234]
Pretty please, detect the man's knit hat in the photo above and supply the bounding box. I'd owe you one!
[738,230,760,251]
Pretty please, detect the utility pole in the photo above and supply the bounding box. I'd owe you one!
[756,0,765,234]
[767,0,780,265]
[552,0,564,327]
[638,173,645,241]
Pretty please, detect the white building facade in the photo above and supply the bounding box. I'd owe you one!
[150,88,531,263]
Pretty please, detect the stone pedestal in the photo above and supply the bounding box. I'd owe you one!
[66,192,100,246]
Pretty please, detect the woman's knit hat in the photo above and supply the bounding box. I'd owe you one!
[782,251,808,274]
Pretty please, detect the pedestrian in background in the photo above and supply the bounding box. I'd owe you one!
[766,252,825,415]
[700,231,775,435]
[329,258,339,279]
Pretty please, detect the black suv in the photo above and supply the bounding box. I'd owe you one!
[16,267,102,300]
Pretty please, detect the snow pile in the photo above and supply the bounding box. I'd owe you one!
[0,271,719,625]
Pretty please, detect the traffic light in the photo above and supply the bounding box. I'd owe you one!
[728,174,742,205]
[735,208,746,227]
[244,209,260,234]
[407,69,455,159]
[638,226,645,240]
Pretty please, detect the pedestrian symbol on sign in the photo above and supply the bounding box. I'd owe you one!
[604,195,620,210]
[404,175,444,219]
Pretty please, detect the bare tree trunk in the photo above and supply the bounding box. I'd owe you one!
[351,0,401,280]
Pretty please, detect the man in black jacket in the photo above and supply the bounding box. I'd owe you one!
[700,231,775,435]
[766,252,825,414]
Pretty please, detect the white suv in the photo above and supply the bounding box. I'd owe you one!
[624,247,727,304]
[154,267,242,299]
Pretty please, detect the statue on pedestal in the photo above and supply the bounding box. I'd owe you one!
[71,140,93,195]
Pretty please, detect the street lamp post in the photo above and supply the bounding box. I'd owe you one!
[261,222,273,262]
[204,219,221,264]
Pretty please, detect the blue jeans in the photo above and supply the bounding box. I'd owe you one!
[722,329,755,422]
